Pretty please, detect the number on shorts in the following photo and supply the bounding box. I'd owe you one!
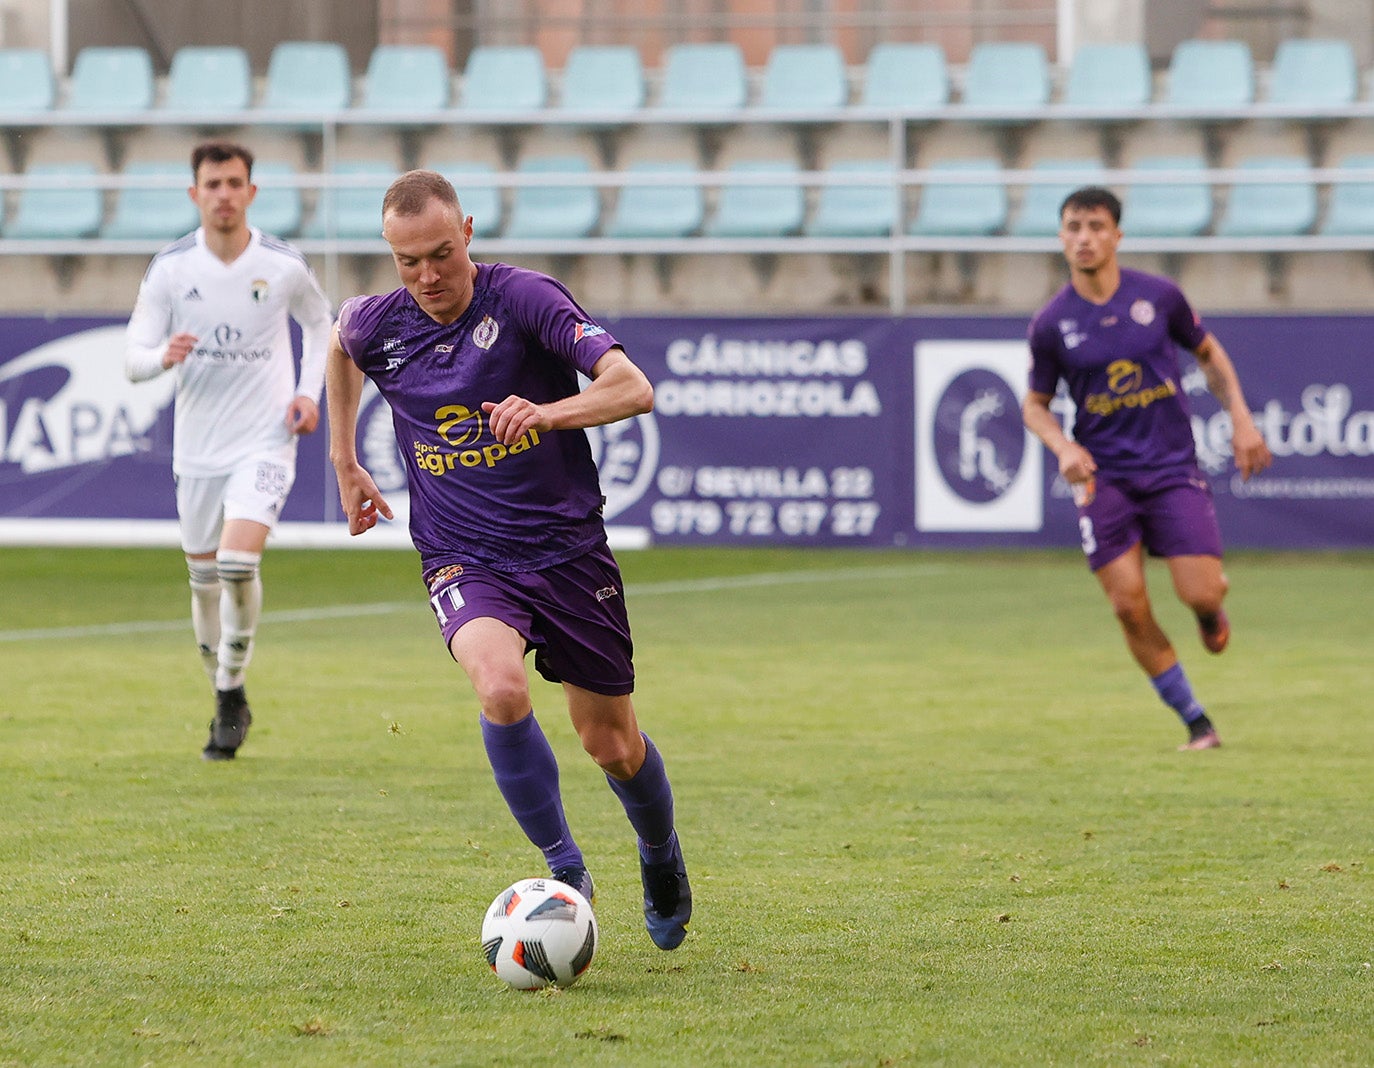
[429,585,465,625]
[1078,516,1097,556]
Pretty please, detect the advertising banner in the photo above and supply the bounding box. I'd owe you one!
[1,314,1370,550]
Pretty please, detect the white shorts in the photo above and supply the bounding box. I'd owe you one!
[176,455,296,555]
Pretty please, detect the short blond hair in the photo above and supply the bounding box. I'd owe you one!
[382,169,462,218]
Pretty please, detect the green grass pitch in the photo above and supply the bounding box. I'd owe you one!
[0,545,1370,1066]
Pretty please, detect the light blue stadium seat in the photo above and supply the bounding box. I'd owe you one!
[1267,38,1357,107]
[860,43,948,108]
[1319,155,1374,235]
[505,155,599,237]
[708,161,805,237]
[249,162,305,237]
[759,44,848,110]
[362,45,450,111]
[1216,156,1317,236]
[0,49,55,113]
[1123,156,1212,236]
[806,160,898,236]
[1010,159,1106,236]
[460,46,546,111]
[606,162,703,238]
[1166,39,1254,107]
[1064,42,1152,108]
[102,162,199,239]
[306,160,396,238]
[66,46,154,113]
[909,159,1007,236]
[962,42,1050,109]
[558,45,645,113]
[262,41,352,112]
[655,43,747,111]
[165,46,253,112]
[432,161,503,236]
[6,163,104,238]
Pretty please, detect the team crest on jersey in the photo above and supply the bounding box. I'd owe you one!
[1130,299,1156,326]
[250,279,269,304]
[426,564,464,591]
[473,315,499,350]
[574,322,606,343]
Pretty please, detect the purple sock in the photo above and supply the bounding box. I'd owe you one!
[480,713,582,872]
[1150,663,1206,724]
[606,734,677,859]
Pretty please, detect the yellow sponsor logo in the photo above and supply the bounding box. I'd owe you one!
[1084,376,1178,417]
[413,429,542,475]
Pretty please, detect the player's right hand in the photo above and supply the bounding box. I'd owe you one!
[163,332,198,368]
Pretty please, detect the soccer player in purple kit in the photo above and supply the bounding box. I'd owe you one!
[324,170,691,949]
[1023,186,1272,750]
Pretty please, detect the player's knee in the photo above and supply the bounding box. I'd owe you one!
[1109,589,1151,628]
[469,669,531,719]
[579,725,639,777]
[186,556,219,592]
[216,548,261,587]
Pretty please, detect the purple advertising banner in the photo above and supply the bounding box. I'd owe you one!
[1,314,1370,549]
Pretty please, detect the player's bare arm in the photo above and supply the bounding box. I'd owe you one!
[1023,388,1097,484]
[1193,333,1273,481]
[325,324,393,534]
[482,347,654,446]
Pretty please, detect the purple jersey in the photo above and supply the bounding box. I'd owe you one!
[1028,268,1207,472]
[338,262,619,571]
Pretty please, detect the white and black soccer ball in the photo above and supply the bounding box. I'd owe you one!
[481,878,598,990]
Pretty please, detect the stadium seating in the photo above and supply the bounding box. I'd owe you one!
[1063,42,1152,108]
[1122,156,1213,236]
[1266,38,1358,107]
[655,42,748,111]
[65,47,155,113]
[248,162,305,237]
[1215,156,1317,235]
[1165,39,1254,108]
[908,159,1007,236]
[1009,158,1106,236]
[431,161,504,235]
[605,162,704,238]
[165,46,253,113]
[707,161,805,236]
[962,42,1050,109]
[806,159,898,237]
[6,163,104,238]
[759,44,848,110]
[261,41,352,112]
[305,160,397,238]
[1319,155,1374,235]
[102,162,199,239]
[505,154,600,237]
[860,43,948,108]
[0,49,56,113]
[460,46,547,111]
[361,45,451,112]
[557,45,645,113]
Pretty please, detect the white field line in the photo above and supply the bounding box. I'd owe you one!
[0,563,945,644]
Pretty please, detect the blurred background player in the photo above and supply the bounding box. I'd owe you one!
[1023,186,1272,750]
[325,170,692,949]
[125,140,333,760]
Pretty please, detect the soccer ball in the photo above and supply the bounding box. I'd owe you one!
[481,877,598,990]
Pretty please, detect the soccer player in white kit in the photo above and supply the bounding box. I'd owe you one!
[125,141,333,760]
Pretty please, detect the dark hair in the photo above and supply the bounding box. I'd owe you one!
[1059,185,1121,224]
[191,140,254,181]
[383,169,463,218]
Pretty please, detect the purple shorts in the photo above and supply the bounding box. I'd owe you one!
[1078,467,1223,572]
[422,543,635,696]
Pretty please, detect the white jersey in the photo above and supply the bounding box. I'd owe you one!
[125,227,333,478]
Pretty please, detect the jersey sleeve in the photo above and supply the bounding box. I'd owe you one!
[1161,279,1208,351]
[509,272,618,374]
[287,259,334,402]
[1026,312,1062,396]
[124,258,175,382]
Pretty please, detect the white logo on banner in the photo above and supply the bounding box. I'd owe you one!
[914,340,1042,532]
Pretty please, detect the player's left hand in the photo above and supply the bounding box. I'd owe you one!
[286,396,320,435]
[482,395,550,446]
[1231,416,1272,481]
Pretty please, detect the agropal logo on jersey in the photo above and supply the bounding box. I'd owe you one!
[0,325,174,479]
[914,340,1042,532]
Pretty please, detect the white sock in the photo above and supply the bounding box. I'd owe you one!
[215,549,262,692]
[186,557,221,684]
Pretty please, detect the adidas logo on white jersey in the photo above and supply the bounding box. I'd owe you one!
[184,287,203,301]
